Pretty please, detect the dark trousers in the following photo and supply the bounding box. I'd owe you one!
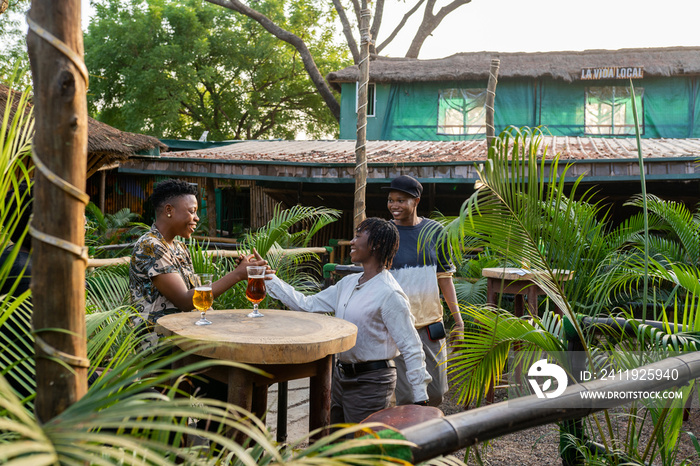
[395,325,447,406]
[330,364,397,425]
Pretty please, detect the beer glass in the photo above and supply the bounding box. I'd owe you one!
[193,273,214,326]
[246,266,266,318]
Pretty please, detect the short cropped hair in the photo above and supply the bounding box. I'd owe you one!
[150,179,198,213]
[356,217,400,269]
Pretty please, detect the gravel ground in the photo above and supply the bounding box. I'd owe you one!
[437,385,700,465]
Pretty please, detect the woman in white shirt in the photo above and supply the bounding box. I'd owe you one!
[266,217,430,424]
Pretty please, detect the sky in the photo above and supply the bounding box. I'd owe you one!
[379,0,700,58]
[80,0,700,59]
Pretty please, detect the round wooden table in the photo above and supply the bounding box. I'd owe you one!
[156,309,357,439]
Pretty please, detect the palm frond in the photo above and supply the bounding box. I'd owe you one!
[241,204,340,256]
[626,194,700,263]
[438,127,606,344]
[448,305,566,405]
[453,277,487,306]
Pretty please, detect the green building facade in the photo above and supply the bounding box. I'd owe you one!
[329,48,700,141]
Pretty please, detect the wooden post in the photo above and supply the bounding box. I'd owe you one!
[485,58,500,147]
[26,0,89,421]
[353,1,371,230]
[206,178,217,236]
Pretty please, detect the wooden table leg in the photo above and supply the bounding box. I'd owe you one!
[526,286,539,318]
[514,293,525,318]
[227,367,255,443]
[487,277,497,307]
[252,382,268,420]
[309,355,332,440]
[227,366,254,411]
[485,278,498,405]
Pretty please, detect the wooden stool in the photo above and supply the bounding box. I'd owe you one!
[355,404,444,437]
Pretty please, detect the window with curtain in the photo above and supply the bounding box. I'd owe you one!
[437,88,486,135]
[584,86,644,135]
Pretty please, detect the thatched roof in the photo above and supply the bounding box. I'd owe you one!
[0,83,168,178]
[326,47,700,90]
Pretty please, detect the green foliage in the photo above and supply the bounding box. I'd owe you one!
[0,2,31,85]
[85,202,149,258]
[440,125,700,464]
[1,70,33,301]
[213,204,341,310]
[84,0,349,140]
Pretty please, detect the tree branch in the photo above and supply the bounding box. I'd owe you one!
[405,0,471,58]
[331,0,359,63]
[369,0,384,55]
[375,0,426,54]
[205,0,340,121]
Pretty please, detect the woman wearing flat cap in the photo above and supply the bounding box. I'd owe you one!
[384,174,463,407]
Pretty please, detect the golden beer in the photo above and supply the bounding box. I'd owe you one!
[245,277,266,304]
[193,286,213,311]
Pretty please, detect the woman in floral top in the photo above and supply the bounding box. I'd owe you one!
[129,179,265,337]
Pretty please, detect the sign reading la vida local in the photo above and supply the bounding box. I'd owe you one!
[580,66,644,80]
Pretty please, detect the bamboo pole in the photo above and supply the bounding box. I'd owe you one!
[485,58,500,147]
[87,247,332,268]
[353,1,371,230]
[26,0,90,421]
[404,351,700,462]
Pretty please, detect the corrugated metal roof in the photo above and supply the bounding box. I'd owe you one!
[158,137,700,164]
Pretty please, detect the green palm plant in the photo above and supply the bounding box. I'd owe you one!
[211,204,341,310]
[242,204,341,257]
[589,194,700,319]
[438,126,614,338]
[1,72,34,408]
[85,202,149,258]
[1,77,408,464]
[439,125,700,464]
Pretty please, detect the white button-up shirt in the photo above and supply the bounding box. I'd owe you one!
[266,270,430,402]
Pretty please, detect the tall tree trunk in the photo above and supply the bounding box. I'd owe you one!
[353,1,371,230]
[26,0,89,422]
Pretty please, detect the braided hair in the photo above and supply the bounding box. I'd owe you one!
[357,217,400,269]
[150,179,198,214]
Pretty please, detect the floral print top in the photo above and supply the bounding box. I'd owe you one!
[129,225,196,328]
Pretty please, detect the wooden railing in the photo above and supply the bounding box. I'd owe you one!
[87,247,331,269]
[404,351,700,462]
